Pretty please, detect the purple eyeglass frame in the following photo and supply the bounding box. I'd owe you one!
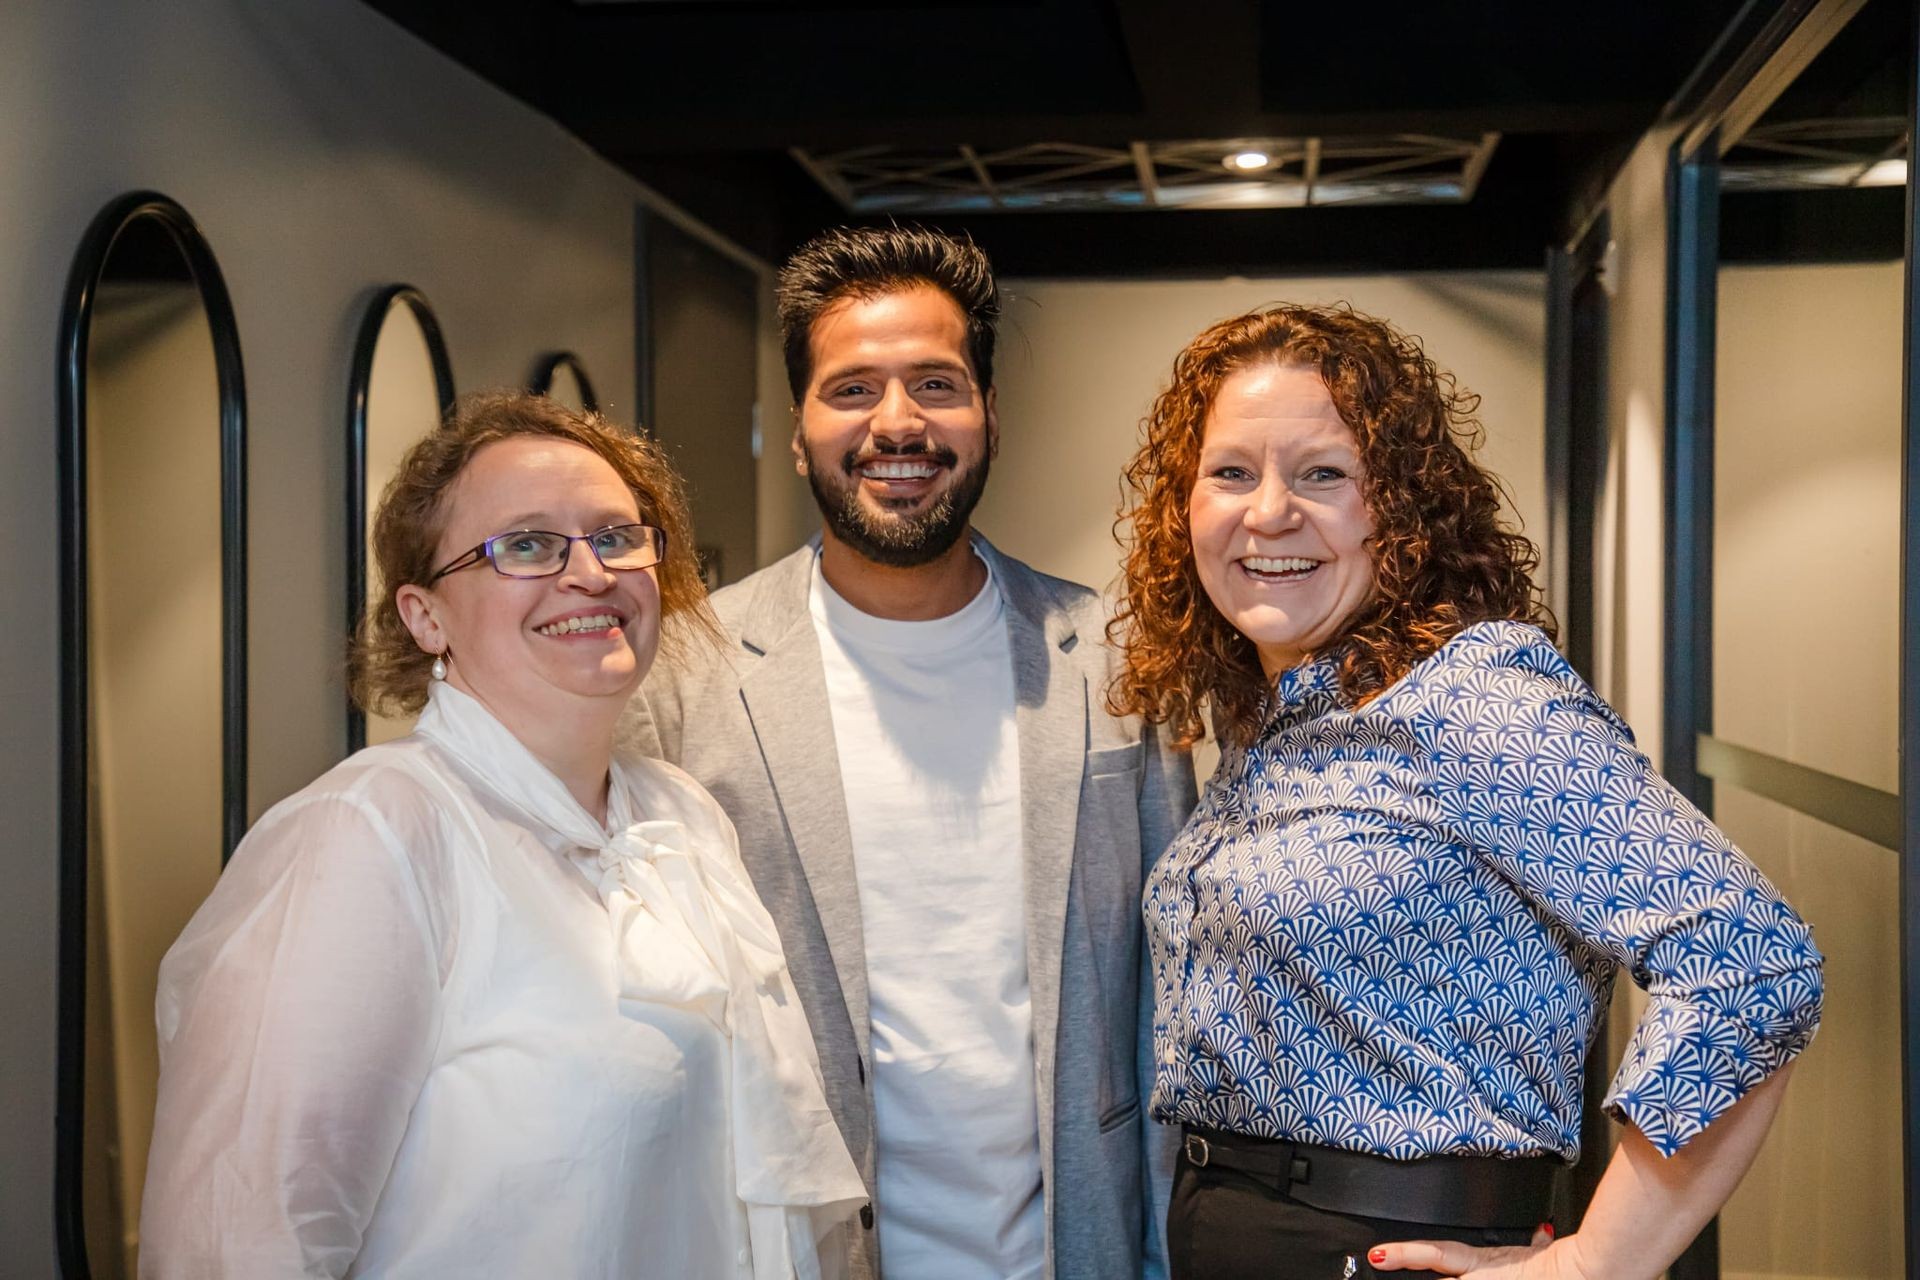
[428,523,666,582]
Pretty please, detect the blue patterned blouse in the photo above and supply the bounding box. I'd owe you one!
[1146,621,1823,1162]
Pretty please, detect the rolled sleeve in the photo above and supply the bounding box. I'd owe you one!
[1605,937,1821,1154]
[1419,624,1825,1157]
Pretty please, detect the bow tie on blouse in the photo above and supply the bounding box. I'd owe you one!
[588,817,757,1027]
[417,686,865,1280]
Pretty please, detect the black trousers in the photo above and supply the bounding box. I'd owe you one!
[1167,1143,1536,1280]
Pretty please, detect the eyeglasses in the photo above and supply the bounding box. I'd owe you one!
[429,524,667,582]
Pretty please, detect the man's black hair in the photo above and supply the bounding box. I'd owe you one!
[775,225,1000,401]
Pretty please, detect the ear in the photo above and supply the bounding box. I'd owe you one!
[790,409,808,475]
[395,583,449,657]
[984,385,1000,460]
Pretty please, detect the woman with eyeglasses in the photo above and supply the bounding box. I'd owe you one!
[140,392,865,1279]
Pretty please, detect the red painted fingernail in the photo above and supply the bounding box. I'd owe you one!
[1369,1248,1388,1265]
[1539,1222,1555,1239]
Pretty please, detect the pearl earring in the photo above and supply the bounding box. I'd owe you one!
[431,652,448,681]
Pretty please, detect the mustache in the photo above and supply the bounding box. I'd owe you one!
[842,444,960,472]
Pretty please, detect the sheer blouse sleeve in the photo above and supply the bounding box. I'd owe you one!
[1413,624,1824,1157]
[140,778,450,1278]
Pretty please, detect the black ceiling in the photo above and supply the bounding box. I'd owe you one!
[361,0,1754,275]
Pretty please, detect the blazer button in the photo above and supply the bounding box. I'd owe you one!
[860,1203,874,1230]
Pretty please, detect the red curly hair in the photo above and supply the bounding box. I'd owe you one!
[1108,304,1553,749]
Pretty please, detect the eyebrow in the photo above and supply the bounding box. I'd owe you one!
[491,510,637,531]
[818,359,971,383]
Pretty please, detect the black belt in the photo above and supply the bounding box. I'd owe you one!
[1180,1126,1561,1231]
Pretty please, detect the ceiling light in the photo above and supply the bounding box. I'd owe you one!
[1859,158,1907,187]
[1225,150,1271,172]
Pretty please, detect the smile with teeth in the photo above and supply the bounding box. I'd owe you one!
[858,458,941,480]
[534,612,623,637]
[1240,555,1321,579]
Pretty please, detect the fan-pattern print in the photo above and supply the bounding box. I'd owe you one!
[1146,621,1823,1160]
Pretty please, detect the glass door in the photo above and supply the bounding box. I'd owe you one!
[1665,1,1913,1273]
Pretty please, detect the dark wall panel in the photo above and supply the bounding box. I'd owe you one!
[644,215,760,589]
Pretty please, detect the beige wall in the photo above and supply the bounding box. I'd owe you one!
[0,3,761,1268]
[1716,789,1900,1280]
[1595,129,1678,758]
[362,305,446,744]
[545,362,592,414]
[1713,262,1902,793]
[1712,259,1903,1278]
[84,282,227,1277]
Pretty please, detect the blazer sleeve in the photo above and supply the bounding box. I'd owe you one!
[1136,723,1197,1280]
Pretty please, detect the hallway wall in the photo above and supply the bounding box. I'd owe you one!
[1593,129,1677,762]
[0,3,758,1270]
[1711,259,1903,1279]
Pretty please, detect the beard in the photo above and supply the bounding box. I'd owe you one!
[804,441,992,568]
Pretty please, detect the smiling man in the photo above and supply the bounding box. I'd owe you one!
[624,226,1196,1279]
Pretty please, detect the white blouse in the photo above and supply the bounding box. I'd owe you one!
[140,683,865,1279]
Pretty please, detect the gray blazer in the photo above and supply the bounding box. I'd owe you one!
[622,535,1197,1279]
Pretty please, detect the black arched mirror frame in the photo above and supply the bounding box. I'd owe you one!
[529,349,600,412]
[344,285,455,752]
[55,191,249,1279]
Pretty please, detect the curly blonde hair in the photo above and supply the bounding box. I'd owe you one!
[1107,304,1553,749]
[350,391,719,718]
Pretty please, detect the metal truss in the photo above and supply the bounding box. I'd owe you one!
[1720,114,1909,189]
[791,134,1501,215]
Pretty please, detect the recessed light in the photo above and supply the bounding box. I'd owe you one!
[1225,150,1271,172]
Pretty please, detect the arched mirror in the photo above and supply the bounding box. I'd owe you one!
[56,192,247,1280]
[530,349,599,413]
[346,286,454,751]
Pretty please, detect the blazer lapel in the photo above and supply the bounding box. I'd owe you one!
[737,549,872,1064]
[981,539,1084,1154]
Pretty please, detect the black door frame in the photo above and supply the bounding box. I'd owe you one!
[343,284,456,753]
[1545,214,1612,687]
[54,190,250,1280]
[1900,0,1920,1262]
[1543,212,1617,1238]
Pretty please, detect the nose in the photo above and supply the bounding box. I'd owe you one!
[558,538,618,592]
[1245,473,1302,534]
[870,378,926,449]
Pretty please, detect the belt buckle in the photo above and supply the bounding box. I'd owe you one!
[1184,1133,1211,1168]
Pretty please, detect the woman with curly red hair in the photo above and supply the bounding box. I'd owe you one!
[1111,305,1822,1278]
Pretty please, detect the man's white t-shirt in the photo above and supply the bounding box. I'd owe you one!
[809,552,1045,1280]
